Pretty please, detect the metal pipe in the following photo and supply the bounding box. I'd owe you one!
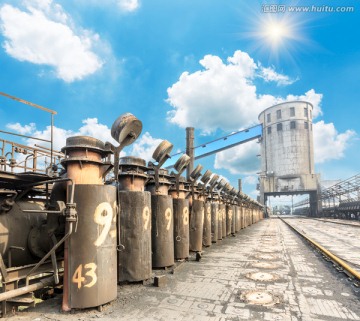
[19,178,75,203]
[50,114,54,167]
[0,275,60,302]
[22,209,64,214]
[24,154,34,171]
[0,91,57,115]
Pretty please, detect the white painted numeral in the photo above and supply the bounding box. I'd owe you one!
[93,202,113,247]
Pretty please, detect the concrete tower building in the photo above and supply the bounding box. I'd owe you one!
[258,101,320,216]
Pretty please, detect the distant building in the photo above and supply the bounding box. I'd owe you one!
[258,101,321,216]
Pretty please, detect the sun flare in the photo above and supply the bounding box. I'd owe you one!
[266,22,289,43]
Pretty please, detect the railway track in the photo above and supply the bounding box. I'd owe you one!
[314,218,360,228]
[278,216,360,284]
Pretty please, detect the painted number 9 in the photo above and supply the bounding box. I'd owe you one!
[93,202,113,247]
[143,206,150,230]
[165,208,172,230]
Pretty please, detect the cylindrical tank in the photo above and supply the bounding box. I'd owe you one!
[62,136,116,310]
[169,176,189,260]
[220,203,226,237]
[172,198,189,260]
[117,157,152,282]
[66,184,117,309]
[189,186,204,252]
[211,201,218,243]
[0,200,49,267]
[217,201,223,240]
[235,205,241,232]
[226,204,232,236]
[202,202,211,247]
[231,205,236,235]
[146,169,174,268]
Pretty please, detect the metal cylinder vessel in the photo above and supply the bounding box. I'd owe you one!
[0,200,49,267]
[203,202,212,247]
[211,201,218,243]
[147,169,174,268]
[62,136,116,310]
[172,198,190,260]
[66,184,117,309]
[189,195,204,252]
[235,206,241,232]
[117,156,152,282]
[217,201,223,240]
[226,204,232,236]
[169,176,190,260]
[231,205,237,235]
[220,203,226,237]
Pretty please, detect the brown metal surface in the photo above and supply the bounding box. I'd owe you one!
[226,205,232,236]
[0,201,48,267]
[173,198,190,260]
[118,156,148,191]
[235,206,241,232]
[111,113,142,147]
[217,202,223,240]
[118,191,152,282]
[189,199,204,252]
[220,203,226,238]
[231,205,236,234]
[66,185,117,309]
[202,202,211,247]
[211,203,218,243]
[151,195,174,268]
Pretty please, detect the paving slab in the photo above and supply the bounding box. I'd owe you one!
[4,218,360,321]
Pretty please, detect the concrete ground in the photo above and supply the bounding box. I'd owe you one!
[5,218,360,321]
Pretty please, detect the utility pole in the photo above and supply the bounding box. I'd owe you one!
[186,127,194,181]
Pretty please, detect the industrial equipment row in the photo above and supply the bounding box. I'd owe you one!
[0,113,263,317]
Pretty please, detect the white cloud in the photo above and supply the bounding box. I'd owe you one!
[214,140,261,175]
[117,0,140,12]
[0,1,103,82]
[77,118,116,146]
[285,89,323,118]
[166,50,320,134]
[259,65,298,86]
[8,120,166,166]
[129,132,163,163]
[6,122,36,135]
[243,175,258,185]
[10,118,117,152]
[313,121,355,163]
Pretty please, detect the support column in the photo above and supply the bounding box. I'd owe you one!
[186,127,194,181]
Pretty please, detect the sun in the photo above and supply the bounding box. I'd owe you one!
[237,7,311,63]
[265,21,290,44]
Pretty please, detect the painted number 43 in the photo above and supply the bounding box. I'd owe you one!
[72,263,97,289]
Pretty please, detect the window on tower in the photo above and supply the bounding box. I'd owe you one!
[290,107,295,117]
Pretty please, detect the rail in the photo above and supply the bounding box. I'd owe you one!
[279,216,360,283]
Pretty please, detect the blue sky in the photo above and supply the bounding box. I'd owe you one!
[0,0,359,202]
